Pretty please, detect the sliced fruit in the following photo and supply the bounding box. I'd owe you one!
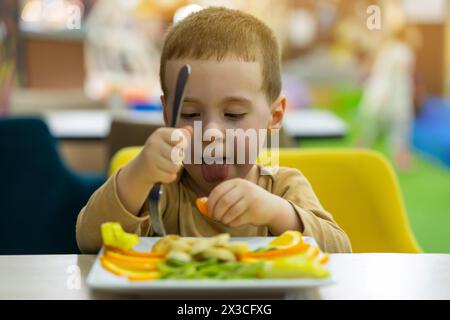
[229,242,250,256]
[242,242,310,260]
[152,235,181,254]
[262,255,329,279]
[103,254,158,270]
[318,253,330,265]
[100,256,160,281]
[101,222,139,250]
[104,250,161,264]
[268,230,303,248]
[239,257,260,263]
[196,197,208,216]
[104,245,164,258]
[305,246,320,259]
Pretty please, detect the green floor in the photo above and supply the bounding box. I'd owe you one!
[299,89,450,253]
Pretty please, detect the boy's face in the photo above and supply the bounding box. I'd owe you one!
[162,58,285,194]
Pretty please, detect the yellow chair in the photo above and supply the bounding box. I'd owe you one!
[109,146,143,177]
[109,147,421,253]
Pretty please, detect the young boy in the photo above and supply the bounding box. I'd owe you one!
[76,7,351,254]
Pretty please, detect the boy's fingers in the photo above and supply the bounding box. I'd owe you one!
[147,140,173,156]
[151,139,183,164]
[228,214,249,228]
[182,125,193,137]
[212,189,243,222]
[168,144,185,165]
[221,200,247,225]
[207,179,237,217]
[156,127,175,141]
[156,155,181,173]
[145,141,179,166]
[158,173,178,184]
[166,127,191,147]
[175,126,192,148]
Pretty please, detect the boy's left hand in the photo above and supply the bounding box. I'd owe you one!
[206,178,286,228]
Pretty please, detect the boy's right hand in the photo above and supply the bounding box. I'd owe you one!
[132,126,192,186]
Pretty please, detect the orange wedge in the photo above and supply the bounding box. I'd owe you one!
[268,230,303,249]
[103,255,158,270]
[100,256,160,281]
[305,246,320,259]
[104,245,164,258]
[104,250,161,267]
[242,242,310,260]
[196,197,208,216]
[318,253,330,265]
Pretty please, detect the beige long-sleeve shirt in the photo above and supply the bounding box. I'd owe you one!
[76,165,352,254]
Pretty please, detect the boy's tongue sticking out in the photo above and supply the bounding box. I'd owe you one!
[201,163,229,182]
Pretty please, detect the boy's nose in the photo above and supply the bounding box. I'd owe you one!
[203,120,225,140]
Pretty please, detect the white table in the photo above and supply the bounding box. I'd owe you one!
[44,109,164,140]
[44,109,347,140]
[282,109,347,139]
[1,254,449,299]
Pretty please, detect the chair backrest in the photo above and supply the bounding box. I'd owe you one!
[109,147,421,253]
[107,120,160,163]
[0,117,104,254]
[109,146,143,177]
[277,149,421,253]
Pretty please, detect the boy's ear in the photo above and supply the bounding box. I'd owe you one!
[269,96,286,130]
[160,95,169,126]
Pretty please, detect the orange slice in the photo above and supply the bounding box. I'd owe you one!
[242,242,310,260]
[305,246,320,259]
[104,250,161,266]
[104,245,164,258]
[318,253,330,265]
[196,197,208,216]
[268,230,303,249]
[100,256,160,281]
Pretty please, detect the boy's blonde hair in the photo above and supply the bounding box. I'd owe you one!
[160,6,281,102]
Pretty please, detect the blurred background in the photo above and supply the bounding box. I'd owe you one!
[0,0,449,253]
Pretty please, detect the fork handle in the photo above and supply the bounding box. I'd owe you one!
[149,183,165,236]
[170,64,191,128]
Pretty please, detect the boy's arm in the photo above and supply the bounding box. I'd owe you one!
[75,170,150,254]
[273,169,352,253]
[76,127,189,254]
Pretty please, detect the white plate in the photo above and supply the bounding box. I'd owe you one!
[87,237,333,297]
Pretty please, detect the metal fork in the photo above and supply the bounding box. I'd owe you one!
[149,64,191,236]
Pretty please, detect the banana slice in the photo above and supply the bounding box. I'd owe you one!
[202,248,237,262]
[152,235,180,253]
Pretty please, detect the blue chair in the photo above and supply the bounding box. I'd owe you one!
[0,117,105,254]
[413,97,450,167]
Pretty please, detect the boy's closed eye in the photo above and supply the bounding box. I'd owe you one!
[181,112,201,119]
[180,112,248,120]
[224,112,247,120]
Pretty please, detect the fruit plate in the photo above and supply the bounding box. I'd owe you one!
[86,237,334,297]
